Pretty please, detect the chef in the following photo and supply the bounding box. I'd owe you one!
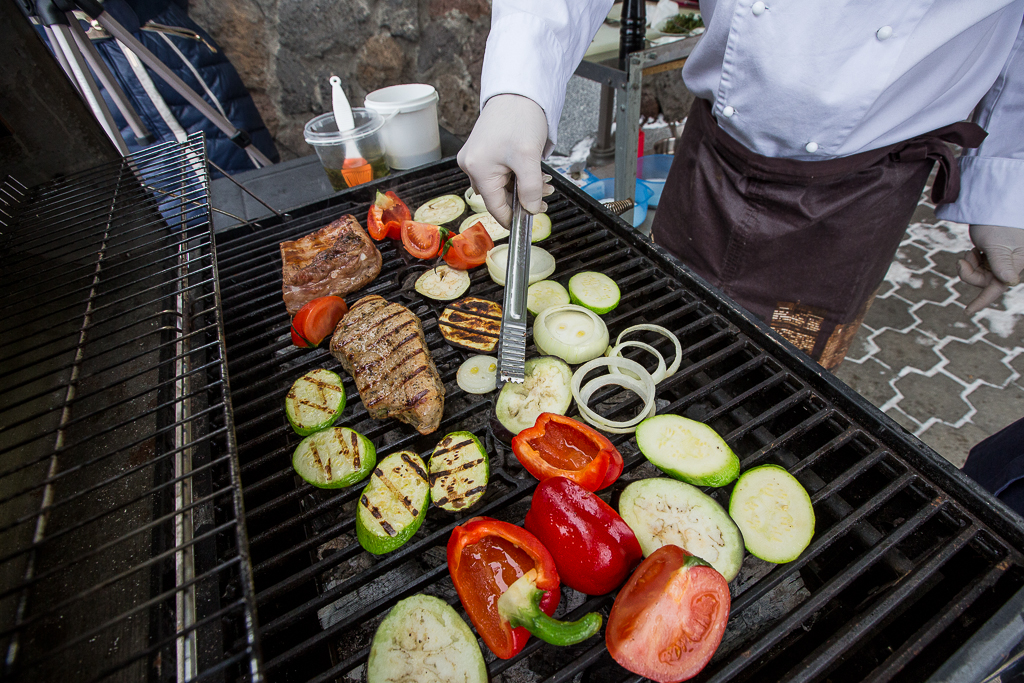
[458,0,1024,369]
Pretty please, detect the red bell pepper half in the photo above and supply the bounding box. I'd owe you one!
[447,517,603,659]
[511,413,624,491]
[525,477,643,595]
[367,190,411,240]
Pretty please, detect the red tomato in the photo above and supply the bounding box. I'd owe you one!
[401,220,443,259]
[443,222,494,270]
[606,545,730,683]
[367,191,411,240]
[290,296,349,348]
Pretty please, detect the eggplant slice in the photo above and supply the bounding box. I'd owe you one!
[439,297,502,353]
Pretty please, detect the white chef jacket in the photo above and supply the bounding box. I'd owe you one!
[480,0,1024,229]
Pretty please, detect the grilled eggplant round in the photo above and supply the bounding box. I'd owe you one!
[438,297,502,353]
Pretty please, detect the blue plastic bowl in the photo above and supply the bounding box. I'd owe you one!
[637,154,674,208]
[581,177,655,228]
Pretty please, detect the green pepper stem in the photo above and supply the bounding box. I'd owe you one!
[498,570,603,647]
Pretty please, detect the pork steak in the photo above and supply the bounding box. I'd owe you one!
[280,215,382,315]
[330,295,445,435]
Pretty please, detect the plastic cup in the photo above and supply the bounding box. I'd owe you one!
[303,109,389,191]
[364,84,442,170]
[581,178,655,228]
[637,155,674,208]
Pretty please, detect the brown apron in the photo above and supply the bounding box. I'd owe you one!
[651,98,986,369]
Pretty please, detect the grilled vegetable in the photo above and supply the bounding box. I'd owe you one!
[438,297,502,353]
[533,304,609,364]
[494,357,573,439]
[635,414,741,487]
[456,355,498,394]
[292,427,375,488]
[401,220,444,259]
[367,190,411,241]
[285,368,347,436]
[526,280,570,316]
[415,194,466,226]
[568,272,620,315]
[415,265,471,300]
[443,222,493,270]
[428,431,489,511]
[606,545,729,683]
[511,413,623,491]
[367,594,488,683]
[464,186,487,214]
[729,464,815,564]
[618,478,744,582]
[357,451,430,555]
[486,245,556,286]
[460,211,508,241]
[530,213,552,242]
[291,296,349,348]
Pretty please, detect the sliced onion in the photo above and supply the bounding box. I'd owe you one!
[457,355,498,394]
[571,356,656,434]
[533,304,609,364]
[615,324,683,378]
[485,245,557,286]
[608,340,667,383]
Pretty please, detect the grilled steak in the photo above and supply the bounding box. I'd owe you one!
[280,215,382,315]
[330,295,445,435]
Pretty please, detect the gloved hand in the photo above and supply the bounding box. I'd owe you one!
[458,94,553,227]
[957,224,1024,314]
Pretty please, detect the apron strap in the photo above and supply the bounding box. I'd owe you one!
[889,121,987,205]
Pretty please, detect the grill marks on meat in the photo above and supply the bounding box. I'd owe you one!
[330,295,445,434]
[280,215,382,315]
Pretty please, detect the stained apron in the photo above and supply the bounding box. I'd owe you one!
[651,98,986,369]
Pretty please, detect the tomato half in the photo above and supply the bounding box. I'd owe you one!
[367,191,411,240]
[401,220,443,259]
[443,222,494,270]
[606,545,730,683]
[291,296,349,348]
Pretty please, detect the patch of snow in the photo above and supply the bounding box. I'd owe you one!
[974,285,1024,338]
[546,135,595,168]
[885,261,924,289]
[909,221,974,253]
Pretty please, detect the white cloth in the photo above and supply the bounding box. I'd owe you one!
[480,0,1024,228]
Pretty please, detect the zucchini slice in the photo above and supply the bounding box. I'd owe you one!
[527,280,570,316]
[494,356,573,437]
[635,414,740,487]
[357,451,431,555]
[438,297,502,353]
[415,194,467,226]
[428,431,489,511]
[292,427,375,488]
[729,464,815,564]
[530,213,552,242]
[567,271,621,315]
[415,265,471,301]
[460,212,509,241]
[368,594,488,683]
[619,478,745,582]
[285,368,346,436]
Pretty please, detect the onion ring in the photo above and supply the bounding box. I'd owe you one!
[571,356,656,434]
[615,324,683,378]
[607,340,667,383]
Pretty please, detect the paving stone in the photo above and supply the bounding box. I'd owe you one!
[833,359,896,409]
[893,372,972,425]
[874,280,897,299]
[917,421,992,468]
[975,306,1024,345]
[927,250,962,279]
[1011,354,1024,381]
[896,271,955,305]
[965,384,1024,434]
[885,406,922,434]
[873,329,943,373]
[914,302,982,341]
[863,295,917,332]
[950,280,978,303]
[941,340,1013,387]
[894,243,931,272]
[911,204,938,225]
[842,328,876,363]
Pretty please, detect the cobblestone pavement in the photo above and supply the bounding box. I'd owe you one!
[834,192,1024,467]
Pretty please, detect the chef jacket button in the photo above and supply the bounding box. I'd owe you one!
[805,141,819,153]
[723,105,735,117]
[876,25,893,40]
[752,1,766,15]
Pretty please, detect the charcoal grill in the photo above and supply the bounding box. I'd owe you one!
[4,140,1024,683]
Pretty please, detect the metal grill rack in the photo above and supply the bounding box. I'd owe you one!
[0,135,259,683]
[216,159,1024,683]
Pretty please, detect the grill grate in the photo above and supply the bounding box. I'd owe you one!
[0,135,259,683]
[215,159,1024,683]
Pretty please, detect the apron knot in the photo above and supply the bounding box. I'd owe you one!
[889,121,987,205]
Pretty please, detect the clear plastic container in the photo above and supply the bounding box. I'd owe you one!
[303,109,389,190]
[581,178,655,228]
[637,154,674,208]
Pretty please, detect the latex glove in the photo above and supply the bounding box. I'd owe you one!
[457,94,553,227]
[957,224,1024,314]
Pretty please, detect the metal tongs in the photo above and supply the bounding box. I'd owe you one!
[497,181,533,384]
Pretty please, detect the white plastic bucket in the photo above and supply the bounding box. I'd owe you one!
[364,84,442,170]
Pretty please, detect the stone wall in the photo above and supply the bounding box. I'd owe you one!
[188,0,490,161]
